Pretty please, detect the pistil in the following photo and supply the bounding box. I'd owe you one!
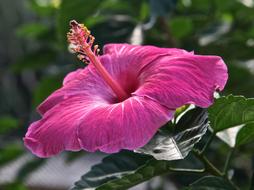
[67,20,129,102]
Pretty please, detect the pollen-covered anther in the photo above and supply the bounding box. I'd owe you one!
[67,20,98,64]
[67,20,130,102]
[93,45,100,55]
[77,54,90,64]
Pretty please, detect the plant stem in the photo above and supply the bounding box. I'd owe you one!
[201,132,215,154]
[192,149,223,176]
[192,149,240,190]
[223,148,235,176]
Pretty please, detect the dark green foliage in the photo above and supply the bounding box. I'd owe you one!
[208,95,254,132]
[72,151,152,190]
[236,123,254,147]
[187,176,236,190]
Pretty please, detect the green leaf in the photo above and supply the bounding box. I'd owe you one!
[187,176,236,190]
[16,23,49,39]
[73,151,150,190]
[96,159,170,190]
[235,123,254,147]
[33,74,63,107]
[57,0,101,47]
[208,95,254,132]
[0,144,24,166]
[0,116,19,134]
[136,108,208,160]
[72,151,172,190]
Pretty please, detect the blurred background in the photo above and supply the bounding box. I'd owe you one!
[0,0,254,189]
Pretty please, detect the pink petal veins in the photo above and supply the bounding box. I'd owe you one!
[38,44,189,115]
[77,96,173,153]
[25,43,228,157]
[24,96,87,157]
[25,95,173,157]
[133,54,228,108]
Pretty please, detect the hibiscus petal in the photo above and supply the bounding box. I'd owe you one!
[38,44,190,115]
[101,44,190,94]
[77,96,174,153]
[24,96,87,157]
[103,44,189,57]
[37,66,116,115]
[133,54,228,109]
[25,95,173,157]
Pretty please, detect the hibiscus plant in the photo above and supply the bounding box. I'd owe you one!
[23,20,253,190]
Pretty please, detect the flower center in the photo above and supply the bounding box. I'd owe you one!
[67,20,129,102]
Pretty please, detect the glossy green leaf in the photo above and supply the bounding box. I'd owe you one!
[187,176,236,190]
[95,159,170,190]
[0,116,19,134]
[73,151,175,190]
[208,95,254,132]
[72,151,153,190]
[136,108,208,160]
[236,123,254,147]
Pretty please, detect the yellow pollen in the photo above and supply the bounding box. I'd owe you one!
[67,20,100,64]
[67,20,129,102]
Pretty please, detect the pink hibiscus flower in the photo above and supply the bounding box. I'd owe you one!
[24,20,228,158]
